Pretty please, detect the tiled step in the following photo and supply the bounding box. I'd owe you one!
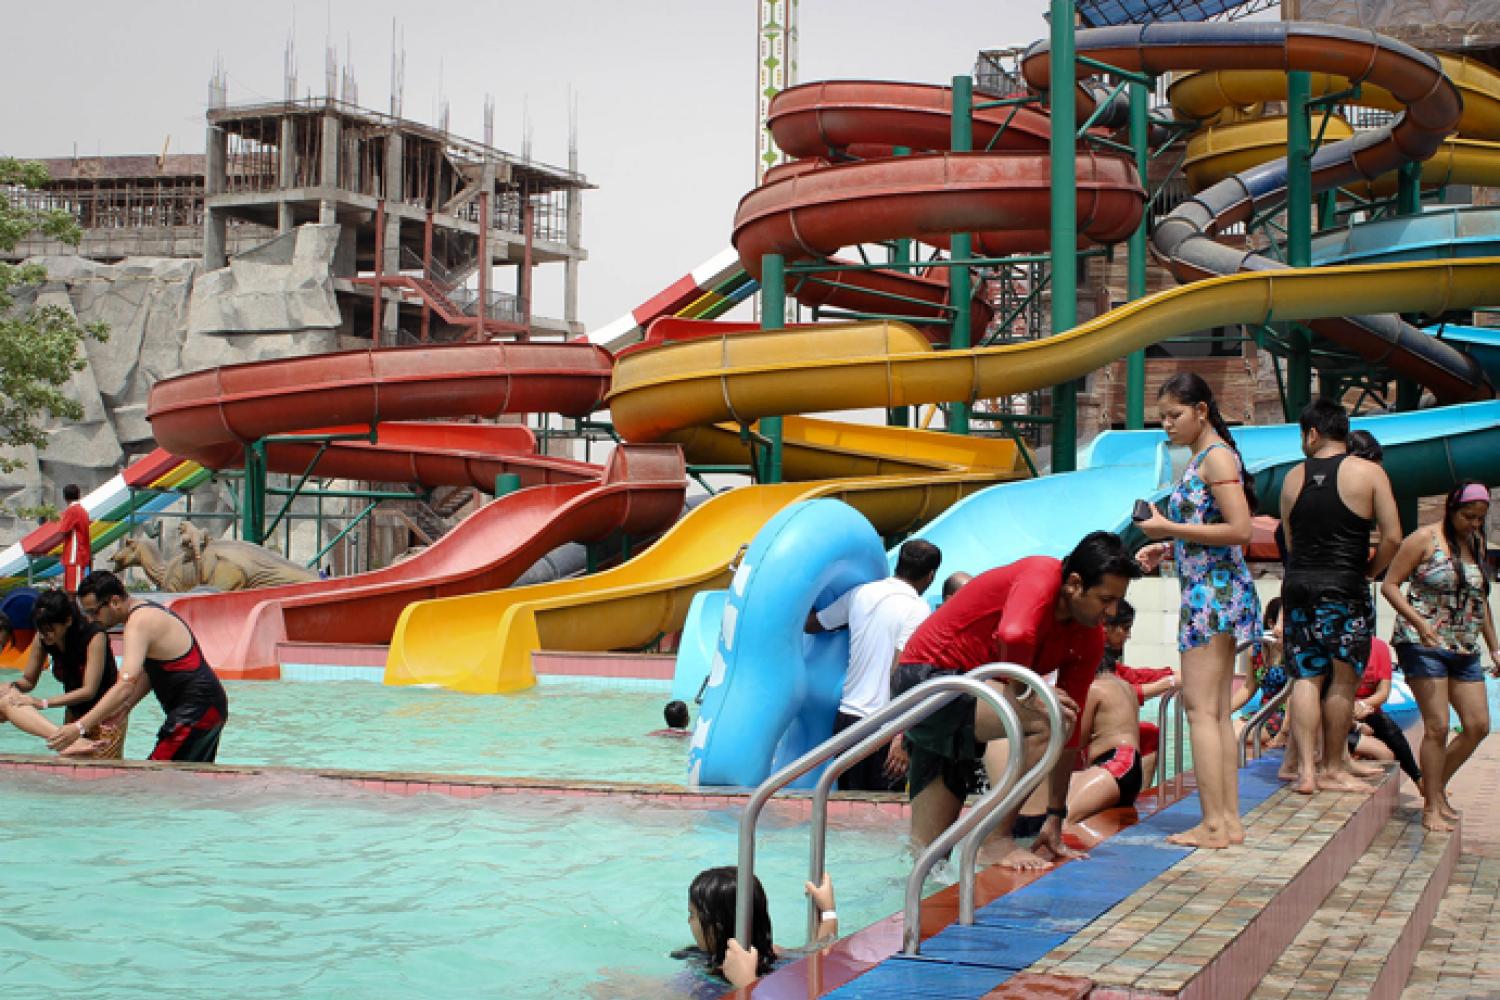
[1019,764,1400,999]
[1400,852,1500,998]
[1248,807,1459,1000]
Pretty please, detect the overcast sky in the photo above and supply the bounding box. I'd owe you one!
[1,0,1060,330]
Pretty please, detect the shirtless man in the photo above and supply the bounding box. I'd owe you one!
[47,571,229,762]
[1068,659,1145,824]
[1280,400,1400,795]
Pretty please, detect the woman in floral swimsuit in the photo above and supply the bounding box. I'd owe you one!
[1138,373,1260,850]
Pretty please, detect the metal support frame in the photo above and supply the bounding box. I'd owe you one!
[1283,70,1314,420]
[950,75,974,435]
[1049,0,1080,472]
[1125,80,1150,429]
[758,253,786,484]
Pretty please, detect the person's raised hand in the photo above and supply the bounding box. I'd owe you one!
[1135,542,1168,574]
[1138,511,1173,542]
[722,938,760,987]
[803,873,835,913]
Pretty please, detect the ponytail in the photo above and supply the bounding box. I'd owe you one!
[1159,372,1258,513]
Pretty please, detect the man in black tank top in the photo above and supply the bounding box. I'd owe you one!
[48,571,229,762]
[1279,400,1401,796]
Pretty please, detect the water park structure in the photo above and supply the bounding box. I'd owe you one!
[4,0,1500,997]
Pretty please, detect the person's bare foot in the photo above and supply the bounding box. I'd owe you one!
[58,739,99,757]
[997,847,1055,871]
[1439,796,1461,821]
[1224,817,1246,845]
[1292,771,1319,795]
[1316,771,1374,794]
[1167,824,1231,849]
[1345,759,1383,780]
[1423,808,1455,833]
[1277,761,1298,781]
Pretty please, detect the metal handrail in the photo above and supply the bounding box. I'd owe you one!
[1155,687,1183,791]
[734,672,1021,950]
[953,667,1068,931]
[1239,680,1293,766]
[801,663,1024,942]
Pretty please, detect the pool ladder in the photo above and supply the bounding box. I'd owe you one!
[1154,638,1267,792]
[734,663,1066,956]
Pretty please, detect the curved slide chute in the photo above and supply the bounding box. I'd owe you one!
[1022,22,1493,402]
[168,444,687,678]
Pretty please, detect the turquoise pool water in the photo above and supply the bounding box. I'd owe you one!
[0,768,913,999]
[0,676,687,782]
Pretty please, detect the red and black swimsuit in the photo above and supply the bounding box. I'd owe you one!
[127,603,229,762]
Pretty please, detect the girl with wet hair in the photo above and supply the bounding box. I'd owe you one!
[1136,372,1260,851]
[680,866,838,989]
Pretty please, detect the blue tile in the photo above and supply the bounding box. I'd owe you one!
[920,923,1071,970]
[825,954,1010,999]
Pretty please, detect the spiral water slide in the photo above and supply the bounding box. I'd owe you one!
[1020,21,1495,401]
[142,343,691,677]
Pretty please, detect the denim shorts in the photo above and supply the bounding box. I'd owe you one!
[1394,644,1485,683]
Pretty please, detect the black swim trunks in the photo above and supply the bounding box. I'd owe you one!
[891,662,984,802]
[1091,744,1144,808]
[1282,586,1374,680]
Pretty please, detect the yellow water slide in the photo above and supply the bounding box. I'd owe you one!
[1176,55,1500,192]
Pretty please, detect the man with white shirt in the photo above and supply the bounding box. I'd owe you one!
[806,539,942,791]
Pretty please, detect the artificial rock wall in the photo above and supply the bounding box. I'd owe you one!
[0,224,342,548]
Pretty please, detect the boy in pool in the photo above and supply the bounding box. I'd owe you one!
[650,700,692,738]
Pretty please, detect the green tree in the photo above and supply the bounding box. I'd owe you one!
[0,157,107,480]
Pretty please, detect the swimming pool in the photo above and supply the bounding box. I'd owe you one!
[0,675,688,782]
[0,767,912,999]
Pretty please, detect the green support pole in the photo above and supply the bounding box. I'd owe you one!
[1318,190,1337,230]
[759,253,785,484]
[889,145,913,428]
[1284,71,1314,420]
[1394,160,1422,435]
[949,76,973,436]
[1049,0,1079,471]
[1125,80,1149,430]
[494,473,522,498]
[241,441,266,545]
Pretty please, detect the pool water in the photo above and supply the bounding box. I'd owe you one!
[0,769,913,999]
[0,676,688,782]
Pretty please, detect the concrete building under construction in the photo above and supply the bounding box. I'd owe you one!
[5,95,590,343]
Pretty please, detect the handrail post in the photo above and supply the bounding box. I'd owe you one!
[734,674,1019,948]
[1155,688,1177,790]
[953,666,1068,928]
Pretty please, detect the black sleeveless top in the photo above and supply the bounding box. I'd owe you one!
[1285,454,1374,601]
[125,603,228,729]
[40,622,118,721]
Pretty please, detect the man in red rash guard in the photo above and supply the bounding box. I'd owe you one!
[57,484,92,595]
[895,531,1141,871]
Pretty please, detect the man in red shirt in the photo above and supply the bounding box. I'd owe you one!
[895,531,1141,870]
[57,484,92,595]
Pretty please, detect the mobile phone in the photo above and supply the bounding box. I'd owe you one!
[1131,499,1155,523]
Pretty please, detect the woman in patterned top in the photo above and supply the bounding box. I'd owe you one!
[1381,481,1498,832]
[1137,373,1260,850]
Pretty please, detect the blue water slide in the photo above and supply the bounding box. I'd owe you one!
[687,499,888,788]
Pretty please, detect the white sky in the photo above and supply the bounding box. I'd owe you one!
[0,0,1055,331]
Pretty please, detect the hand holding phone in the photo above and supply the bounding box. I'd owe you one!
[1131,499,1156,523]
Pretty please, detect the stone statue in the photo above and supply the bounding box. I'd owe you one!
[110,536,200,592]
[175,521,318,589]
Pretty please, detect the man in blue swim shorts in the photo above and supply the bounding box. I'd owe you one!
[1279,401,1401,795]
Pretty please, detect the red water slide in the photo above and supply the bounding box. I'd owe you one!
[167,445,686,678]
[143,342,687,677]
[733,81,1146,331]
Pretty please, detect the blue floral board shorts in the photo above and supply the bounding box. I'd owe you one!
[1284,594,1373,680]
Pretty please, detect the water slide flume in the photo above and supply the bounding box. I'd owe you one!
[1022,22,1493,401]
[609,259,1500,443]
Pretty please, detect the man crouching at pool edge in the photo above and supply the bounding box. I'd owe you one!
[893,531,1142,871]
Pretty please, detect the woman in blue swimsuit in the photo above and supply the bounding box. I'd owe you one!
[1137,373,1260,850]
